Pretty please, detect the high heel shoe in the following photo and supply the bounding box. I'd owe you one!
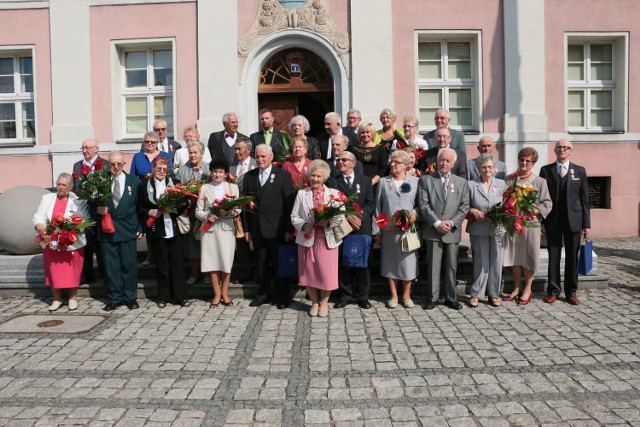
[517,294,532,305]
[503,294,519,302]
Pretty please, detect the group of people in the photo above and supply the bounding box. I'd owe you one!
[33,107,591,317]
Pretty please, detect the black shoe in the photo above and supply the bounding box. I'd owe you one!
[357,300,372,309]
[276,301,289,310]
[127,301,140,310]
[250,296,268,307]
[103,302,120,312]
[444,300,462,310]
[334,300,348,309]
[424,302,436,310]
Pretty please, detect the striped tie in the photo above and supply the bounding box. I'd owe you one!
[113,178,121,207]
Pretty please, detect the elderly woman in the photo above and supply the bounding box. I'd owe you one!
[349,122,389,186]
[403,146,422,177]
[503,147,552,305]
[173,126,213,166]
[130,131,173,180]
[137,156,188,308]
[281,136,312,188]
[374,108,406,151]
[402,115,428,149]
[373,150,420,309]
[175,140,210,285]
[291,160,345,317]
[33,173,90,311]
[288,115,322,160]
[196,160,239,308]
[466,154,507,307]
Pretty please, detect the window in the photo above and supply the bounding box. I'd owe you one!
[115,42,174,140]
[416,32,482,131]
[0,52,35,143]
[566,34,628,132]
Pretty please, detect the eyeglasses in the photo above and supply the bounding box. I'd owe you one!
[110,162,124,167]
[389,160,404,165]
[555,146,572,151]
[144,140,158,145]
[347,116,360,121]
[154,128,167,132]
[337,158,351,162]
[81,146,97,151]
[154,167,168,172]
[402,125,416,129]
[518,159,533,164]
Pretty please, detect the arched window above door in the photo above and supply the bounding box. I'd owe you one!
[259,49,333,93]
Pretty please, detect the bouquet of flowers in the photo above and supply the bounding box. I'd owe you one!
[305,192,361,239]
[486,179,539,237]
[35,212,95,251]
[424,162,437,175]
[200,194,255,233]
[72,168,115,233]
[375,209,414,232]
[272,133,293,167]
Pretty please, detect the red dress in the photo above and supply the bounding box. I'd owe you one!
[42,198,84,289]
[298,188,339,291]
[282,158,311,188]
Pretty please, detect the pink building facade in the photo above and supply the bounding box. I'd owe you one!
[0,0,637,236]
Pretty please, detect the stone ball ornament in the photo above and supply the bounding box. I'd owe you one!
[0,185,50,255]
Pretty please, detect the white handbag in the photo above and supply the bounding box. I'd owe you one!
[401,227,421,252]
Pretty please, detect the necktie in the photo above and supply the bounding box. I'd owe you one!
[265,131,272,146]
[113,177,121,207]
[260,171,267,186]
[443,175,449,201]
[559,164,567,177]
[345,175,352,188]
[238,162,245,177]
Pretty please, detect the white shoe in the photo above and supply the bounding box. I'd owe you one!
[68,299,78,311]
[403,299,415,309]
[48,301,62,311]
[204,276,211,285]
[141,260,153,266]
[186,277,197,285]
[386,299,398,309]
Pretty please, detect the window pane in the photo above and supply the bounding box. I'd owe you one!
[590,63,612,80]
[450,108,472,127]
[19,57,32,74]
[126,70,147,88]
[591,110,612,127]
[153,50,172,69]
[0,103,16,120]
[19,57,33,92]
[125,51,146,69]
[126,117,147,135]
[568,91,584,109]
[154,96,173,115]
[0,103,16,138]
[153,69,172,87]
[567,44,584,62]
[0,76,14,93]
[418,42,440,60]
[22,102,35,138]
[568,110,584,127]
[449,89,471,108]
[567,63,584,81]
[21,75,33,93]
[591,91,612,109]
[418,62,441,79]
[419,108,437,126]
[590,44,612,62]
[447,42,470,60]
[419,89,441,108]
[0,57,13,74]
[125,97,147,115]
[448,61,471,79]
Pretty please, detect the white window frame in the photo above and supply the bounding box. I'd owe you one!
[111,38,176,141]
[0,46,36,146]
[565,32,628,133]
[415,30,483,133]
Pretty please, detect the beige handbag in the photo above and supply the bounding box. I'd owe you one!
[401,227,421,252]
[177,213,190,234]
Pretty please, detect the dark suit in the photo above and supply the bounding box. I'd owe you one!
[230,157,257,283]
[342,126,359,146]
[423,146,467,179]
[423,128,467,154]
[208,131,249,166]
[139,139,181,159]
[319,132,359,160]
[417,173,470,303]
[137,177,186,303]
[72,156,108,282]
[327,173,375,303]
[249,129,288,158]
[97,172,141,305]
[327,156,364,178]
[540,162,591,298]
[242,166,295,304]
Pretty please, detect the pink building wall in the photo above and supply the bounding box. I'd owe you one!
[89,3,199,144]
[0,9,53,191]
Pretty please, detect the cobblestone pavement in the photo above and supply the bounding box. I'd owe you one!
[0,237,638,426]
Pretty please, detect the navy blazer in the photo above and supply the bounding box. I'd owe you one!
[96,172,142,242]
[539,162,591,234]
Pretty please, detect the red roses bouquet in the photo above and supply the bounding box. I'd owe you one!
[35,213,95,251]
[486,179,539,237]
[375,209,413,232]
[305,192,361,239]
[200,194,255,233]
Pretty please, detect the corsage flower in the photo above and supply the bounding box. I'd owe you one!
[400,182,411,193]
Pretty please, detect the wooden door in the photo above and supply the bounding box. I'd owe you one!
[257,94,297,132]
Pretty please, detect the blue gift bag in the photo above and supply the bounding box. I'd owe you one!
[278,244,299,278]
[341,235,372,268]
[577,239,593,275]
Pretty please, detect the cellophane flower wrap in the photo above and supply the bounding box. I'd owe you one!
[305,191,361,239]
[486,177,539,237]
[200,194,255,232]
[35,212,96,251]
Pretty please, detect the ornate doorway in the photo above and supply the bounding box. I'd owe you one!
[257,48,334,138]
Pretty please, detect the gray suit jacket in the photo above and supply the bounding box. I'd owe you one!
[424,128,466,154]
[417,173,469,243]
[465,178,506,237]
[466,158,507,181]
[230,157,257,191]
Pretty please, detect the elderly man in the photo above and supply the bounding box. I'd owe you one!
[466,136,507,181]
[97,151,143,312]
[249,109,288,158]
[423,127,467,178]
[540,139,590,305]
[242,144,295,309]
[153,119,181,158]
[326,134,364,177]
[72,139,108,283]
[418,148,470,310]
[230,136,257,285]
[208,112,249,166]
[423,109,466,154]
[343,108,362,136]
[319,112,357,160]
[327,150,375,309]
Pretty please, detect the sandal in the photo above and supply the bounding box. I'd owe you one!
[469,297,479,308]
[180,300,191,307]
[157,301,166,309]
[222,300,234,307]
[209,300,220,309]
[489,297,502,307]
